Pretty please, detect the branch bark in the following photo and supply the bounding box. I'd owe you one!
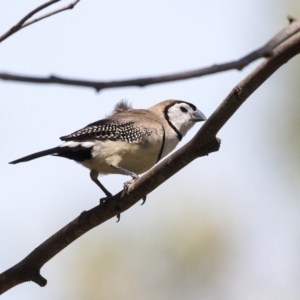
[0,16,300,91]
[0,0,80,43]
[1,27,300,295]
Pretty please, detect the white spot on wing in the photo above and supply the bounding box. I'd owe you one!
[81,141,95,148]
[60,141,80,148]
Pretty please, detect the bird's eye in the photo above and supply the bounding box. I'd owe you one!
[180,106,188,113]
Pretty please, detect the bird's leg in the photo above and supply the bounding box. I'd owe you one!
[90,170,121,222]
[115,166,139,179]
[90,170,112,204]
[114,166,147,205]
[114,166,138,192]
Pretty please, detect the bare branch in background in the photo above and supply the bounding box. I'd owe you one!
[0,0,80,43]
[0,16,299,91]
[22,0,80,29]
[1,25,300,294]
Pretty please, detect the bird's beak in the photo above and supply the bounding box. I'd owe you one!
[191,109,207,122]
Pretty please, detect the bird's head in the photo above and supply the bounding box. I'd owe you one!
[156,100,206,138]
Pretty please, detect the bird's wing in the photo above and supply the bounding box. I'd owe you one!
[60,118,154,143]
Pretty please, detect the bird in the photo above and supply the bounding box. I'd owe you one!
[9,99,206,207]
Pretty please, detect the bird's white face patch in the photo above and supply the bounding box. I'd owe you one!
[167,102,197,137]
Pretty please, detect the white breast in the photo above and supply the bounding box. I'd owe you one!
[80,139,162,175]
[160,135,180,160]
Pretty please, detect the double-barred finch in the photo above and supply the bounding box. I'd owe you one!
[10,99,206,203]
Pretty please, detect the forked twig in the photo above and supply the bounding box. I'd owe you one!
[22,0,80,28]
[0,0,80,43]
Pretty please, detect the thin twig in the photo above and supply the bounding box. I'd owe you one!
[22,0,80,29]
[0,0,59,43]
[0,0,80,43]
[0,17,299,91]
[1,22,300,295]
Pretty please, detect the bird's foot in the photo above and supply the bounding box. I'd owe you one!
[99,193,121,223]
[99,192,113,205]
[123,178,147,205]
[123,178,137,195]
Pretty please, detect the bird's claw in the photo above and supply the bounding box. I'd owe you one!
[141,195,147,205]
[123,179,135,195]
[116,213,121,222]
[123,179,147,205]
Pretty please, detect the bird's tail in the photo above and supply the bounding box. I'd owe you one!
[9,147,60,164]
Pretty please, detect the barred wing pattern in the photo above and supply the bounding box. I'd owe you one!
[60,120,154,143]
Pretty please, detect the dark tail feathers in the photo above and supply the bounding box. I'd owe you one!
[9,147,60,164]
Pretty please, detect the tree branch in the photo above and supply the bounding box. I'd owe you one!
[1,26,300,295]
[0,0,80,43]
[0,16,299,91]
[22,0,80,29]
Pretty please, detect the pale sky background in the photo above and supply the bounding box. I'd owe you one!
[1,1,300,300]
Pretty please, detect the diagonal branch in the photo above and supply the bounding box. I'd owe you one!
[0,0,80,43]
[0,16,299,91]
[1,26,300,295]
